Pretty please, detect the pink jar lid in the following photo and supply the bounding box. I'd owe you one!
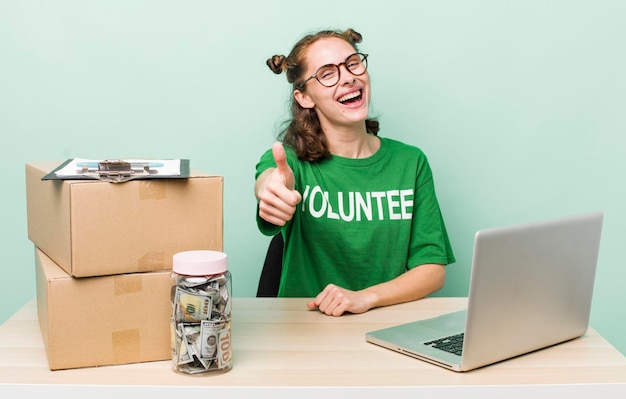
[173,250,228,276]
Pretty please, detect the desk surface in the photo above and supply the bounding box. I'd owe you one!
[1,297,625,397]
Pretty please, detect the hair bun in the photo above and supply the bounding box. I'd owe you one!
[266,55,286,74]
[344,28,362,44]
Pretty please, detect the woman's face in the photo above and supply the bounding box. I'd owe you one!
[294,37,371,132]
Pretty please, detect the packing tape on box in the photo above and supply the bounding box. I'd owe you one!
[112,329,141,363]
[138,251,166,273]
[138,180,167,200]
[114,275,143,296]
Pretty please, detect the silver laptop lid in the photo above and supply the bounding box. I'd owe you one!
[460,211,604,370]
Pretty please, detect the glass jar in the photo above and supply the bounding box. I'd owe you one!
[170,250,232,375]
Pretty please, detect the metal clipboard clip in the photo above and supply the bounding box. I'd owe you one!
[78,160,160,183]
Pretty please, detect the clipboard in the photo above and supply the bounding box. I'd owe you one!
[42,159,191,183]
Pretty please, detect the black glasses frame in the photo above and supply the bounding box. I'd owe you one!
[297,52,369,90]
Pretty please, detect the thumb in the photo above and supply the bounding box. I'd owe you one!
[272,142,295,189]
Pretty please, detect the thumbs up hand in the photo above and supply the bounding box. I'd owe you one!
[256,142,302,226]
[272,141,296,191]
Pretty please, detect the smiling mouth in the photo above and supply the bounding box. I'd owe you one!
[338,90,362,104]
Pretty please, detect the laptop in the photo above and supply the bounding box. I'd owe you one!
[366,211,604,372]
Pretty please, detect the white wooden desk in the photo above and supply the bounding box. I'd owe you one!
[1,297,625,398]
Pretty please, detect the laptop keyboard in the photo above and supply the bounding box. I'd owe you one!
[423,333,464,356]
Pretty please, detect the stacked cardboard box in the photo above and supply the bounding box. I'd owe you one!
[25,161,224,370]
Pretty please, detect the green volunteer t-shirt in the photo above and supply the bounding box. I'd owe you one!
[255,136,455,297]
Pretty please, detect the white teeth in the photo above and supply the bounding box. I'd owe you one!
[338,91,361,103]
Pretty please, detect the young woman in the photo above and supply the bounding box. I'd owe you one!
[255,28,455,316]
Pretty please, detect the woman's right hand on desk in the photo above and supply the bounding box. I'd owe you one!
[256,142,302,226]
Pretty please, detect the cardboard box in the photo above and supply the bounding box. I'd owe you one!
[26,161,223,277]
[35,247,172,370]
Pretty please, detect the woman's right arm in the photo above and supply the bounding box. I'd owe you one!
[256,143,302,226]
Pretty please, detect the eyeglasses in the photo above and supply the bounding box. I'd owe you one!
[297,52,369,90]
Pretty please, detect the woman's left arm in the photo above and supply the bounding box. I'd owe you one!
[307,263,445,316]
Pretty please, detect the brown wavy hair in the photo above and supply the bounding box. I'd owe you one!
[266,28,379,162]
